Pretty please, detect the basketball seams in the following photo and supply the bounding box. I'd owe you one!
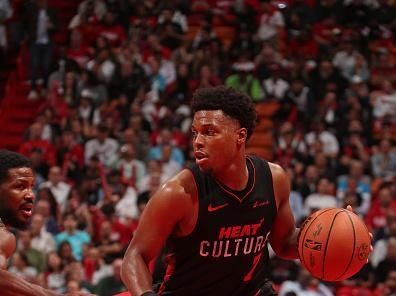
[299,208,370,282]
[321,209,344,280]
[299,208,335,276]
[334,210,356,281]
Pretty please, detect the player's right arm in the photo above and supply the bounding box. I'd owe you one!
[121,172,193,296]
[0,228,88,296]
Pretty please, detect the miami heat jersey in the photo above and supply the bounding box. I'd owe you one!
[159,155,277,296]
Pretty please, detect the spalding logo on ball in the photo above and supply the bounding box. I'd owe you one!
[298,208,371,282]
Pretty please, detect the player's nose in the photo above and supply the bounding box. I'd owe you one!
[24,190,35,203]
[193,133,204,148]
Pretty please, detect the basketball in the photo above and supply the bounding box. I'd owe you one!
[298,208,371,282]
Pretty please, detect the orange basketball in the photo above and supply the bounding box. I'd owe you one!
[298,208,371,282]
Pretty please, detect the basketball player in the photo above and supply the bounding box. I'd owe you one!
[120,86,302,296]
[0,150,89,296]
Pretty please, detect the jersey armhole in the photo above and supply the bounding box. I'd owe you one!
[173,168,200,238]
[262,160,278,218]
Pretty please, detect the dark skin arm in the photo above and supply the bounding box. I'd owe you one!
[0,228,90,296]
[267,163,373,260]
[268,163,300,259]
[121,171,194,296]
[0,227,60,296]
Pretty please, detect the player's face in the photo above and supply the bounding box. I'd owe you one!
[192,110,244,173]
[0,167,35,230]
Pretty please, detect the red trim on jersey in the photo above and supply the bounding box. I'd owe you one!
[214,157,256,203]
[158,253,176,295]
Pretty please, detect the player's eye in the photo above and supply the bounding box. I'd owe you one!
[15,184,26,190]
[206,129,216,136]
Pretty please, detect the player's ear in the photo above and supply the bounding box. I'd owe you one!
[237,128,247,145]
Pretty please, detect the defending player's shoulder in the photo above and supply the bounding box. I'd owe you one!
[0,227,16,268]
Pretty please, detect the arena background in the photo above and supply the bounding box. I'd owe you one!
[0,0,395,295]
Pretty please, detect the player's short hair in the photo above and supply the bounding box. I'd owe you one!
[191,86,257,139]
[0,150,32,184]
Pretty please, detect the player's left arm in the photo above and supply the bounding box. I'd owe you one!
[268,162,300,260]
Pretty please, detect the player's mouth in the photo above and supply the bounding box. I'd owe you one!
[19,203,33,218]
[194,151,208,164]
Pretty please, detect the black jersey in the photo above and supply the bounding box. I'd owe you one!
[159,155,277,296]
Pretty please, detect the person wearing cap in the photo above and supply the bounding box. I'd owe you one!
[225,57,264,102]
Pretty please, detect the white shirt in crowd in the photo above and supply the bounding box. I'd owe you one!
[39,181,71,212]
[85,137,119,167]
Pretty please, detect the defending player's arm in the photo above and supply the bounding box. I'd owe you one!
[268,163,300,260]
[0,229,61,296]
[121,174,192,296]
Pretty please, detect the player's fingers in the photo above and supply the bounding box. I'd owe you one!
[346,205,353,212]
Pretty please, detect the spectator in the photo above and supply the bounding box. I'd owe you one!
[97,11,126,48]
[337,159,371,215]
[18,122,56,167]
[8,251,38,283]
[55,213,91,261]
[95,258,126,296]
[365,184,396,238]
[371,139,396,179]
[77,0,107,22]
[262,62,290,101]
[17,230,46,273]
[24,0,58,100]
[304,177,338,215]
[85,124,119,168]
[305,120,339,159]
[56,129,85,183]
[41,251,65,292]
[275,122,307,169]
[117,144,146,189]
[30,213,56,255]
[39,166,71,213]
[371,211,396,268]
[148,128,185,166]
[225,59,263,102]
[278,267,334,296]
[57,241,76,267]
[0,0,12,60]
[256,0,285,49]
[375,237,396,283]
[156,7,184,50]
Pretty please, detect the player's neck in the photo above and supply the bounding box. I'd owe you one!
[213,156,249,191]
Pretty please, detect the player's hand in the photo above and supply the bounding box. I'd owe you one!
[345,204,373,262]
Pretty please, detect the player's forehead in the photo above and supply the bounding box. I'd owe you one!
[5,167,35,183]
[192,110,236,128]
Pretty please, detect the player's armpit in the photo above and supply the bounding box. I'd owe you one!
[267,163,299,260]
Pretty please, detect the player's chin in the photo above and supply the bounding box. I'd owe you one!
[196,159,212,173]
[16,213,32,230]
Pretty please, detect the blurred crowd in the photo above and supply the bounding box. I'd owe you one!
[1,0,396,295]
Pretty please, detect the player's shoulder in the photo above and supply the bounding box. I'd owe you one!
[153,169,197,204]
[267,161,287,176]
[0,226,16,260]
[265,161,290,189]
